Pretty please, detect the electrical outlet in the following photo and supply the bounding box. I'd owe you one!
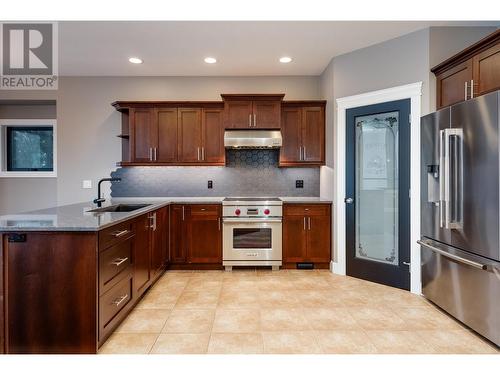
[208,180,213,189]
[82,180,92,189]
[295,180,304,189]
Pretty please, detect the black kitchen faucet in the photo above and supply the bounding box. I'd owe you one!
[93,177,121,207]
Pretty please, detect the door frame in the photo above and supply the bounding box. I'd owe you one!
[333,82,423,294]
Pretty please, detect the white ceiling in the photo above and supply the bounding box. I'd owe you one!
[58,21,498,76]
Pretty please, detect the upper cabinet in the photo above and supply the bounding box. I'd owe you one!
[112,96,326,167]
[112,102,225,166]
[221,94,284,129]
[433,30,500,109]
[279,101,326,167]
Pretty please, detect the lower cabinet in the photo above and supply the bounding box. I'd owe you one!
[170,204,222,266]
[283,203,332,267]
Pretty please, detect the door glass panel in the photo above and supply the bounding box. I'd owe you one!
[355,111,399,265]
[233,228,272,249]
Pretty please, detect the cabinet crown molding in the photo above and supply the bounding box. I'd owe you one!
[431,29,500,75]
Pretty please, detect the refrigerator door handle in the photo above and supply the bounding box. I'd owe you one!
[440,128,463,229]
[439,130,446,228]
[449,130,463,229]
[417,240,488,270]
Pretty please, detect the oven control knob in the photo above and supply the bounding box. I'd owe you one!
[235,209,241,216]
[264,209,270,215]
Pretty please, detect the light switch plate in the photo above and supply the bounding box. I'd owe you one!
[82,180,92,189]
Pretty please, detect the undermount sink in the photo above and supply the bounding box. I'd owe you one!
[87,203,151,213]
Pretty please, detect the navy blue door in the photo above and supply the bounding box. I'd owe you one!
[346,99,411,290]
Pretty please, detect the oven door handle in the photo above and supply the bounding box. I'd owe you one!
[222,218,282,223]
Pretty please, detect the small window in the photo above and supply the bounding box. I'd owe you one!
[0,119,57,177]
[7,127,54,171]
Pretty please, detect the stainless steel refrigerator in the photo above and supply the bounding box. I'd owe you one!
[420,90,500,346]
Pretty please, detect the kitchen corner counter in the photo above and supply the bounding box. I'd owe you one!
[0,197,225,232]
[280,197,333,204]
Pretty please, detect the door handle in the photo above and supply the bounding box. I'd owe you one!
[440,128,463,229]
[253,114,256,127]
[197,147,200,161]
[308,217,311,230]
[299,146,303,161]
[344,198,353,204]
[464,81,469,100]
[303,217,306,230]
[154,148,157,161]
[182,206,185,221]
[149,147,153,161]
[303,146,306,160]
[218,217,221,231]
[249,114,252,127]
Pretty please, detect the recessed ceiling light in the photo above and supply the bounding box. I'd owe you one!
[128,57,143,64]
[279,56,292,63]
[204,57,217,64]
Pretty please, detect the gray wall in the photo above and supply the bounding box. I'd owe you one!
[111,149,319,197]
[0,102,57,214]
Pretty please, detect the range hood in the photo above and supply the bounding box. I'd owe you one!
[224,130,282,149]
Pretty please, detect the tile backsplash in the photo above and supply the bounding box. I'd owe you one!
[111,149,320,197]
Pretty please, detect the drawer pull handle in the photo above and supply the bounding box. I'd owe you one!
[110,257,128,266]
[112,294,129,307]
[111,229,130,238]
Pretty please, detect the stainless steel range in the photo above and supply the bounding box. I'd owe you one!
[222,197,283,271]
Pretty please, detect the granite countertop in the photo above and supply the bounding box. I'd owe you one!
[0,196,331,232]
[0,197,224,232]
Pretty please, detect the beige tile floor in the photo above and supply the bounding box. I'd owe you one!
[99,269,499,354]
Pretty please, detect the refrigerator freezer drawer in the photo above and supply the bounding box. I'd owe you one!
[420,238,500,346]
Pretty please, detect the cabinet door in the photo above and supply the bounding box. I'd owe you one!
[473,43,500,97]
[280,107,303,165]
[306,214,331,263]
[156,108,178,162]
[151,207,168,278]
[202,108,225,164]
[186,205,222,263]
[170,205,187,263]
[302,106,325,163]
[253,100,281,129]
[178,108,202,162]
[283,215,307,262]
[436,60,473,109]
[131,108,155,162]
[134,214,151,296]
[224,100,253,128]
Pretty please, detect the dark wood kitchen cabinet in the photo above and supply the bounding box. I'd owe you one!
[112,102,225,166]
[433,30,500,109]
[279,101,326,166]
[186,205,222,263]
[178,108,203,162]
[169,204,222,267]
[221,94,284,129]
[2,232,98,354]
[151,206,170,279]
[134,207,170,296]
[283,203,331,268]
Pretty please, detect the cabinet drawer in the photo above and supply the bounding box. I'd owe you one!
[189,204,220,216]
[99,238,133,295]
[99,274,133,332]
[99,221,134,251]
[284,204,330,216]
